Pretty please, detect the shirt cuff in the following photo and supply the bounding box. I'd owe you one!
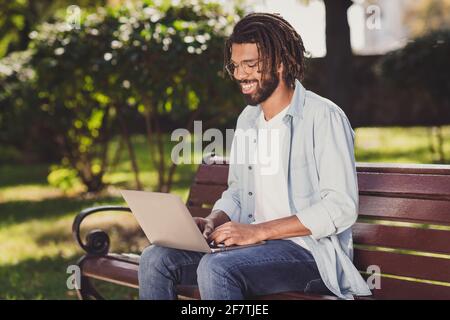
[212,198,240,222]
[295,202,336,240]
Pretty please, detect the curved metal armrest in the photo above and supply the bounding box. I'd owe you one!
[72,205,132,256]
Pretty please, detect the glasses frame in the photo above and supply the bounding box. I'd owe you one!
[225,59,261,77]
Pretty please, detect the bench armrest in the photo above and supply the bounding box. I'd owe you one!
[72,205,132,256]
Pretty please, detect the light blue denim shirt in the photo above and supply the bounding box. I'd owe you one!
[212,79,372,299]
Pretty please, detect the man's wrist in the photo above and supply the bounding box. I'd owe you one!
[207,210,231,228]
[256,223,270,241]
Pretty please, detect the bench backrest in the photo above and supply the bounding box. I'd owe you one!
[186,161,450,300]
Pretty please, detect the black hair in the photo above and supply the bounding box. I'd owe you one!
[224,12,306,88]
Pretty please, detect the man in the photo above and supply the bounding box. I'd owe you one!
[139,12,372,300]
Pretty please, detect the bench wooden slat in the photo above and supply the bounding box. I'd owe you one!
[357,162,450,175]
[194,164,229,185]
[187,206,211,218]
[188,184,227,206]
[353,222,450,255]
[82,256,139,288]
[253,291,339,300]
[192,164,450,204]
[82,256,202,298]
[354,248,450,283]
[365,275,450,300]
[358,195,450,225]
[357,172,450,199]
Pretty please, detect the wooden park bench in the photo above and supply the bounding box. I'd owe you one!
[72,159,450,300]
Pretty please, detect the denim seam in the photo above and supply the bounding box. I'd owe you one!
[222,260,320,297]
[226,258,318,278]
[226,256,316,268]
[304,278,323,293]
[209,264,236,300]
[166,260,200,272]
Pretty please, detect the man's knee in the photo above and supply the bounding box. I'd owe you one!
[197,254,233,284]
[197,254,245,299]
[139,245,176,275]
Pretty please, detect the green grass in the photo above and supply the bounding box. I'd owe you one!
[0,134,198,299]
[0,126,449,299]
[354,126,450,164]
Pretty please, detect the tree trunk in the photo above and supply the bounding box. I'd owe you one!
[323,0,354,116]
[143,102,160,187]
[117,107,143,190]
[110,134,125,172]
[154,115,166,192]
[164,107,202,192]
[435,126,446,163]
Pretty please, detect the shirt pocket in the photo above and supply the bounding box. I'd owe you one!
[290,160,316,198]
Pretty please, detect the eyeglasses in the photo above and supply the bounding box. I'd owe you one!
[225,59,261,77]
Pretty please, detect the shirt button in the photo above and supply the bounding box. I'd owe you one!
[248,214,253,218]
[248,165,252,170]
[248,192,253,196]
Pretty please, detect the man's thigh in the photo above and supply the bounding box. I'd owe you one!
[139,245,205,285]
[198,240,325,296]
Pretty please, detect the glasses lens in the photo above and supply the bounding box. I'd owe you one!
[225,63,235,76]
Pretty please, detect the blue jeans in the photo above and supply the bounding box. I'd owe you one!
[138,239,333,300]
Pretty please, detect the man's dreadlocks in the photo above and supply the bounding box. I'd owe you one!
[224,12,306,88]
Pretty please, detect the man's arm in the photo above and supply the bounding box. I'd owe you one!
[295,108,358,240]
[259,215,312,239]
[208,215,312,246]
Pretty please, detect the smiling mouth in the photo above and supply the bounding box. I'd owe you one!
[240,80,258,94]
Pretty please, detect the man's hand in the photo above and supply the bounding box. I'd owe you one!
[193,217,215,239]
[208,221,266,246]
[193,210,231,239]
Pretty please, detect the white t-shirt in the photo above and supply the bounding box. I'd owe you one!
[253,105,311,251]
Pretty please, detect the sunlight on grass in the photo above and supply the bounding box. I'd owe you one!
[355,126,450,164]
[0,185,63,202]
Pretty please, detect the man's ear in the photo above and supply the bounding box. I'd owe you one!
[277,62,284,79]
[278,62,284,73]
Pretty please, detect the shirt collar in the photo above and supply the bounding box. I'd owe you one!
[244,79,306,127]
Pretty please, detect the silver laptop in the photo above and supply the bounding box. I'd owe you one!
[120,190,265,253]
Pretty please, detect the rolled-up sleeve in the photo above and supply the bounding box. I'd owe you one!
[296,107,359,240]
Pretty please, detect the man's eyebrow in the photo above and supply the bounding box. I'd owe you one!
[230,58,259,64]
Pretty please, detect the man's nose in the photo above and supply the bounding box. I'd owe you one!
[233,65,247,81]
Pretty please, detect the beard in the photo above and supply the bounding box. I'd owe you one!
[239,70,280,106]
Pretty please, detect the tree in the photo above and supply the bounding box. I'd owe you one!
[1,0,244,193]
[379,29,450,163]
[323,0,354,113]
[405,0,450,37]
[297,0,354,114]
[0,0,107,58]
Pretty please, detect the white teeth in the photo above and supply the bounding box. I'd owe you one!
[242,82,256,91]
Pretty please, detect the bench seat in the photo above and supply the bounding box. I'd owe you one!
[72,161,450,300]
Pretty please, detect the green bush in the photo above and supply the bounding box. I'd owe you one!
[47,165,80,192]
[379,29,450,106]
[1,0,244,192]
